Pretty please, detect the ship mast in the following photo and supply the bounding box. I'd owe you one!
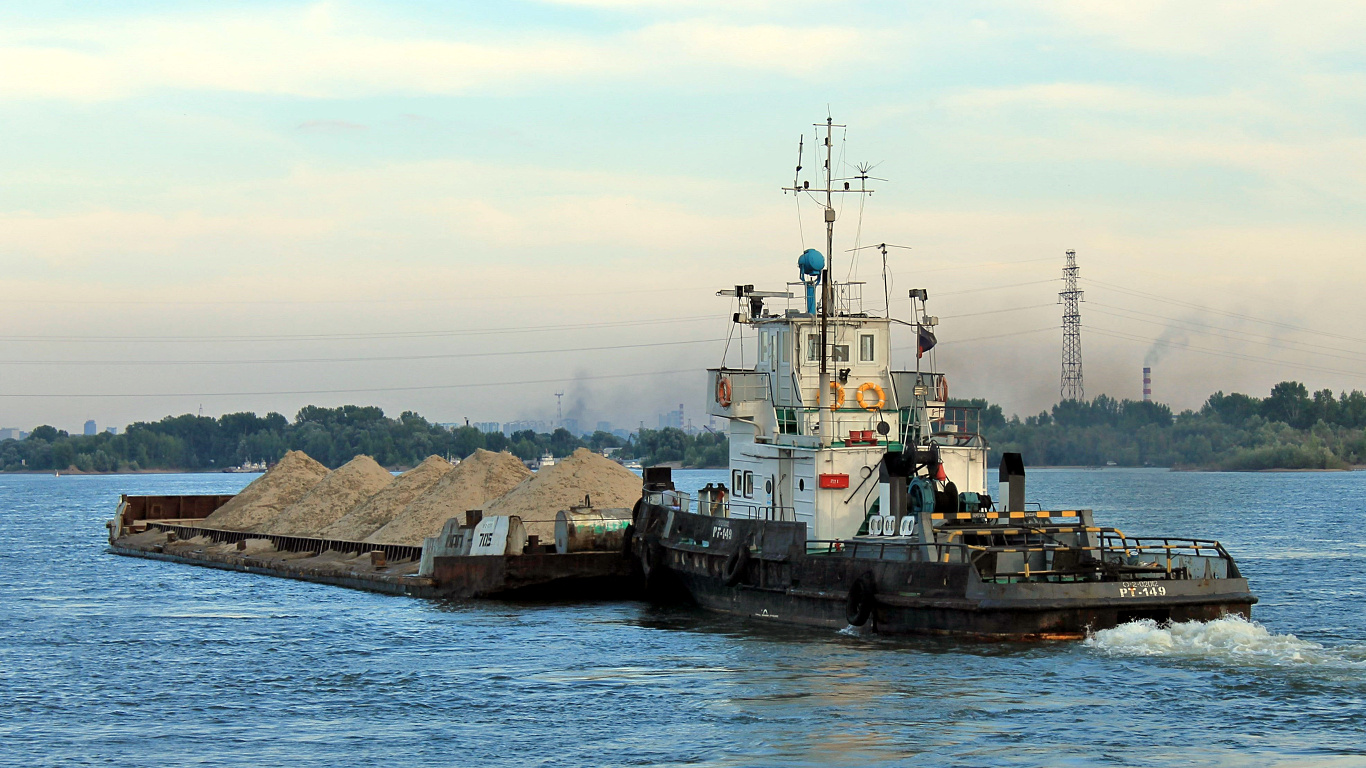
[819,118,837,444]
[783,117,872,446]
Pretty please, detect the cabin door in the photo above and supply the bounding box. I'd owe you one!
[776,328,795,407]
[776,452,795,521]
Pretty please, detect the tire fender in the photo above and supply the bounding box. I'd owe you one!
[722,544,751,587]
[845,572,876,627]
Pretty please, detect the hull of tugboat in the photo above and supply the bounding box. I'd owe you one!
[633,502,1256,640]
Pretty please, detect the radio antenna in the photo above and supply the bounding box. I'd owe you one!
[848,243,911,316]
[782,116,874,445]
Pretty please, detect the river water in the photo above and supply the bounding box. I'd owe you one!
[1,468,1364,767]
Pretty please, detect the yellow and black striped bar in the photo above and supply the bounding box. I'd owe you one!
[931,510,1086,521]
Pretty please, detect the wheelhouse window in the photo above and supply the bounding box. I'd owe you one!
[859,334,875,362]
[806,334,820,361]
[832,344,850,362]
[743,471,755,498]
[732,470,743,496]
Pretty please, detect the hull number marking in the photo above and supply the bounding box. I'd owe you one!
[1119,581,1166,598]
[711,525,734,541]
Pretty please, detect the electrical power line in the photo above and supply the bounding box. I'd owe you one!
[0,367,701,399]
[891,255,1057,279]
[1088,305,1366,364]
[0,315,716,344]
[0,337,725,366]
[936,278,1060,297]
[1088,325,1366,379]
[1081,276,1366,346]
[893,325,1056,354]
[0,284,707,306]
[938,303,1055,320]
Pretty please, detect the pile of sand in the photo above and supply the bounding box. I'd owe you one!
[259,455,395,537]
[202,450,330,531]
[318,455,454,542]
[366,449,530,545]
[483,447,642,540]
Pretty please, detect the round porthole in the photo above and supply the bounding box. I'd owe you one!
[765,479,773,494]
[798,479,805,491]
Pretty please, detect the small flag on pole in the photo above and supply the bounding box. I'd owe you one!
[917,326,937,359]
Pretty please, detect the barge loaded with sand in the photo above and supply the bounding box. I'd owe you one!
[108,447,643,600]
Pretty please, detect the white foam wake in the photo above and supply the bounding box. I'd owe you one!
[1084,615,1334,666]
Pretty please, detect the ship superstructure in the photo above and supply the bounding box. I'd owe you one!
[629,117,1256,639]
[706,116,985,545]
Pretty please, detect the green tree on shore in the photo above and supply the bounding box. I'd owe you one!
[0,407,730,472]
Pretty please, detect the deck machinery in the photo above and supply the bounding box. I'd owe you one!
[629,118,1255,639]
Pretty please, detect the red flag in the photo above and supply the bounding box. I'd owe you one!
[917,326,937,359]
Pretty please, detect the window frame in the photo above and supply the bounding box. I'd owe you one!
[859,333,876,363]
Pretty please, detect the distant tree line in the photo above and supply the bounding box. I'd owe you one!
[974,381,1366,470]
[0,405,730,472]
[11,381,1354,473]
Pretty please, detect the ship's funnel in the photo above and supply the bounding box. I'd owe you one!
[998,452,1025,512]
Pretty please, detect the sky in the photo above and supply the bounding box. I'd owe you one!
[2,0,1365,434]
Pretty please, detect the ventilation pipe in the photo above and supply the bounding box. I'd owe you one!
[998,453,1026,512]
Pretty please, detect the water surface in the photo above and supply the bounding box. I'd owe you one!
[1,468,1363,767]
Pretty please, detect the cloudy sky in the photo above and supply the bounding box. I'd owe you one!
[2,0,1364,433]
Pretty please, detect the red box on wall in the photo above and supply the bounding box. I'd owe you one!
[818,473,850,489]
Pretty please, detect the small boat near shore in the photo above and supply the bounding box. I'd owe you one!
[627,117,1256,639]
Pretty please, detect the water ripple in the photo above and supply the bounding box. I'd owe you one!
[2,469,1366,766]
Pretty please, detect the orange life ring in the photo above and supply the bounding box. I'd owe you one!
[855,382,885,411]
[820,381,846,410]
[936,376,949,403]
[716,377,733,407]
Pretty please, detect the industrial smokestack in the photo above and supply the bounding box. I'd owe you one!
[1143,367,1152,402]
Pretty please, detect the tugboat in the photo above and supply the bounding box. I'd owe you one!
[629,118,1256,639]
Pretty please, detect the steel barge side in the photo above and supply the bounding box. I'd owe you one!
[109,494,636,601]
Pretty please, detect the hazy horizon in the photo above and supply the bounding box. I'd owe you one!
[4,2,1365,434]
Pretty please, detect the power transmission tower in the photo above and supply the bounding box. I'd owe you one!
[554,392,564,425]
[1059,249,1085,401]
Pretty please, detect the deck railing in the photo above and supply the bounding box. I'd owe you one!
[803,527,1238,583]
[644,490,797,522]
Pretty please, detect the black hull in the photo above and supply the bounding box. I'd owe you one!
[634,503,1255,640]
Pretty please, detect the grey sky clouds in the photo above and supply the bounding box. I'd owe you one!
[2,1,1364,432]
